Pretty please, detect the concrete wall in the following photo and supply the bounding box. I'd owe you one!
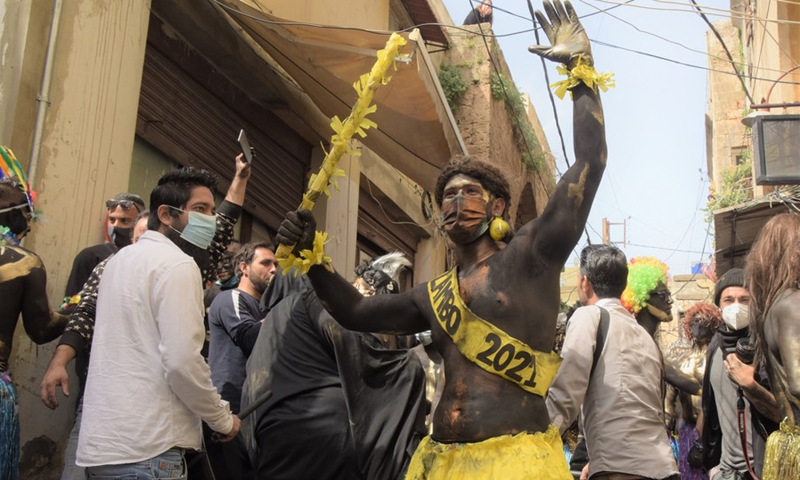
[706,20,750,196]
[0,0,35,142]
[6,1,151,477]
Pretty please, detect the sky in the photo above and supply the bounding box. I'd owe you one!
[441,0,736,274]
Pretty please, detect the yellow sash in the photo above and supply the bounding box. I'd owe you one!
[427,269,562,397]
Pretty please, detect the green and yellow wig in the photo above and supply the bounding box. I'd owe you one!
[621,256,669,315]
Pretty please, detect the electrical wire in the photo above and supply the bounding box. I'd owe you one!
[465,0,559,219]
[689,0,756,106]
[577,0,791,76]
[588,0,800,26]
[529,0,574,171]
[214,0,800,87]
[627,242,707,254]
[591,39,800,85]
[663,177,708,262]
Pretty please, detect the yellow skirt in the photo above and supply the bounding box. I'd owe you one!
[762,419,800,480]
[405,425,572,480]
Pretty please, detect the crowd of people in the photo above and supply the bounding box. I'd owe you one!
[0,1,797,479]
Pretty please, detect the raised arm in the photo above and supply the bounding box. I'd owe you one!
[522,0,607,265]
[21,251,67,344]
[224,153,251,206]
[765,290,800,419]
[204,154,251,284]
[276,210,428,335]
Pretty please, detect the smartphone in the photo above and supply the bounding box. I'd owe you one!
[238,129,253,164]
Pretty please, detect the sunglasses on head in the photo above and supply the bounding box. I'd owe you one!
[106,199,142,212]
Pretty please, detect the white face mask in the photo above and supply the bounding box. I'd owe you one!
[722,302,750,330]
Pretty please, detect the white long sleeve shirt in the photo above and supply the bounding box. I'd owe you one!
[546,298,677,479]
[77,231,233,467]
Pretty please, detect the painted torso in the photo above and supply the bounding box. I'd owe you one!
[413,244,562,442]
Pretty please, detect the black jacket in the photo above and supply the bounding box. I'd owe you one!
[701,327,778,474]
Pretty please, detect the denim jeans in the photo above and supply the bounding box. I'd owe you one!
[85,448,185,480]
[61,398,85,480]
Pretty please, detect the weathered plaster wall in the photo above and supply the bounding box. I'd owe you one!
[7,1,151,477]
[706,21,749,196]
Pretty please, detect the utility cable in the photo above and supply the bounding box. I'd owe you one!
[214,0,800,87]
[588,0,800,26]
[466,0,557,210]
[688,0,756,106]
[591,39,800,85]
[577,0,790,76]
[528,0,572,171]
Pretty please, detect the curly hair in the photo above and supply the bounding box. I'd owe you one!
[681,302,722,341]
[434,155,510,215]
[621,257,669,315]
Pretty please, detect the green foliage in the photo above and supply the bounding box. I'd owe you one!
[704,152,753,223]
[490,73,545,172]
[439,63,469,113]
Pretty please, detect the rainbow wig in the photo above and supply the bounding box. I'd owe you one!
[0,146,36,212]
[621,256,669,315]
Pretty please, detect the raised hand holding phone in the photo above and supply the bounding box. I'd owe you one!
[238,129,254,164]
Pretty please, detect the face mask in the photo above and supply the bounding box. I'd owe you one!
[107,224,133,249]
[216,275,239,290]
[441,194,490,244]
[169,208,217,249]
[722,303,750,331]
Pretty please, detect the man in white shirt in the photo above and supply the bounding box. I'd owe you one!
[547,244,678,480]
[77,168,240,479]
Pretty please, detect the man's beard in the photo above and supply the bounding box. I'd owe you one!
[165,227,213,275]
[249,274,272,296]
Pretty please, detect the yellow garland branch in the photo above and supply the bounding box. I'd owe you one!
[550,55,615,100]
[276,32,408,274]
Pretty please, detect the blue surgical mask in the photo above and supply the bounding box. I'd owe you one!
[169,208,217,249]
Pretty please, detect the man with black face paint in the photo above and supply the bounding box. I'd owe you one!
[62,192,145,299]
[276,2,605,477]
[0,146,68,480]
[75,167,241,479]
[701,268,780,479]
[42,155,250,480]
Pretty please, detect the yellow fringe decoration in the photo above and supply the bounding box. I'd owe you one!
[550,55,615,100]
[762,419,800,480]
[277,231,333,277]
[275,32,408,275]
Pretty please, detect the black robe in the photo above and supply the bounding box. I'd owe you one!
[241,273,427,480]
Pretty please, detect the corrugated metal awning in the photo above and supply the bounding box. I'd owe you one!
[713,194,797,275]
[400,0,449,46]
[216,0,466,192]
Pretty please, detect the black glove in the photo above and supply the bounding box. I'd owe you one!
[687,440,704,468]
[276,209,316,255]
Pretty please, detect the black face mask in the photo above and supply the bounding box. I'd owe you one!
[110,226,133,249]
[165,227,213,276]
[0,205,30,240]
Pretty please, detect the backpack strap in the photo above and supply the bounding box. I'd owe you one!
[590,306,610,378]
